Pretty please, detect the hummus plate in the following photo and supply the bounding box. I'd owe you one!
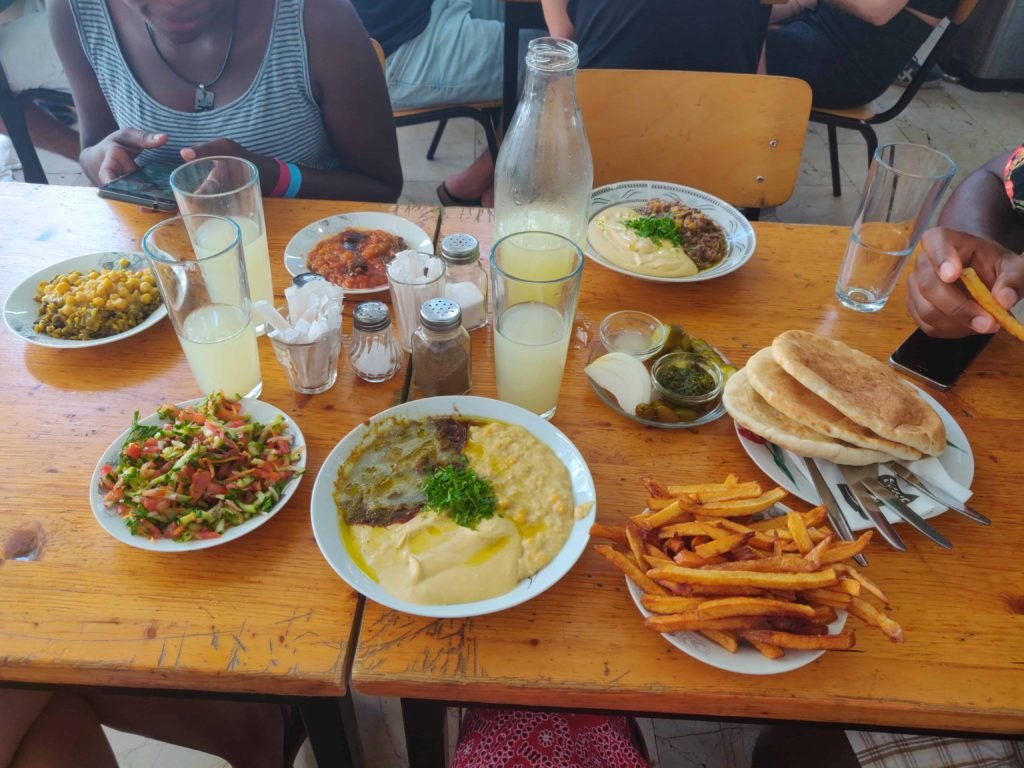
[588,181,755,283]
[311,396,597,618]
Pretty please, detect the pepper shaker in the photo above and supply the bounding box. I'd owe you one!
[411,298,472,396]
[349,301,403,383]
[440,233,488,331]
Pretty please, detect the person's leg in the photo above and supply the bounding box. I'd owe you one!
[440,148,494,205]
[752,724,860,768]
[9,692,117,768]
[0,104,80,162]
[86,693,285,768]
[0,689,52,767]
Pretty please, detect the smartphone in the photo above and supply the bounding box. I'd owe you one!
[97,161,179,212]
[889,329,993,390]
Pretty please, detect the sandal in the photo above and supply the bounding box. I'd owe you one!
[437,181,482,208]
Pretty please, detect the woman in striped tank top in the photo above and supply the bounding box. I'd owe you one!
[48,0,403,201]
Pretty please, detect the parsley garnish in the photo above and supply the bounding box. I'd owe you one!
[422,461,497,529]
[624,216,682,247]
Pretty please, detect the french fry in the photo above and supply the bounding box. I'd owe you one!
[699,630,739,653]
[849,597,905,643]
[697,488,788,517]
[833,578,862,597]
[589,523,628,545]
[689,584,768,597]
[961,267,1024,342]
[625,521,647,568]
[641,594,705,614]
[787,510,814,554]
[634,499,693,530]
[767,616,829,635]
[694,531,754,559]
[701,555,818,573]
[645,544,673,562]
[696,597,816,620]
[804,533,834,566]
[665,481,738,497]
[692,482,763,504]
[819,531,873,564]
[646,496,677,511]
[647,564,839,591]
[672,549,708,568]
[747,505,826,532]
[646,614,770,633]
[596,545,669,596]
[643,553,673,570]
[835,565,889,607]
[741,629,856,650]
[658,521,715,538]
[746,637,785,659]
[802,588,852,608]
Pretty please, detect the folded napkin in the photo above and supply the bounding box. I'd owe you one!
[780,449,973,529]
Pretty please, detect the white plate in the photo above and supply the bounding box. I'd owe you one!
[310,395,598,618]
[736,385,974,530]
[587,181,756,283]
[283,212,434,294]
[626,578,848,675]
[3,252,168,349]
[90,397,305,552]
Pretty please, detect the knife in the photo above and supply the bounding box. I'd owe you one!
[861,476,953,549]
[836,466,907,552]
[883,462,990,526]
[802,458,868,566]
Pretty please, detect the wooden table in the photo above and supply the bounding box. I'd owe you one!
[353,206,1024,764]
[0,183,440,766]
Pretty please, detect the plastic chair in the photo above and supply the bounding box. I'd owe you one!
[810,0,980,197]
[370,39,500,163]
[576,69,812,217]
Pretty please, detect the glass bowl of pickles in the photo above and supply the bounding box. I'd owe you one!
[585,316,735,428]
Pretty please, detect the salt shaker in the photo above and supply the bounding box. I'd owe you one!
[412,298,471,397]
[440,233,488,331]
[349,301,403,383]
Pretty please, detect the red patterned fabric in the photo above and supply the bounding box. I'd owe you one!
[451,709,649,768]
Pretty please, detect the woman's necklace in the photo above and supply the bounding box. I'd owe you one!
[145,1,239,112]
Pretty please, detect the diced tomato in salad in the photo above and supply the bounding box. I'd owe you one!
[99,392,303,543]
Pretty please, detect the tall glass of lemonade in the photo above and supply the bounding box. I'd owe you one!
[491,232,583,420]
[143,215,262,399]
[170,157,273,329]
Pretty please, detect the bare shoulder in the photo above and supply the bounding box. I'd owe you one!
[303,0,367,49]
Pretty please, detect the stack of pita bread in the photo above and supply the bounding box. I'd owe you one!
[723,330,946,467]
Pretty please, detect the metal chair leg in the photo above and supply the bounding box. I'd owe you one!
[480,111,500,163]
[860,124,879,165]
[426,119,448,161]
[0,72,48,183]
[826,123,841,198]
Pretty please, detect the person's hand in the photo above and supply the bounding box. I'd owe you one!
[907,227,1024,338]
[181,138,277,194]
[87,128,167,184]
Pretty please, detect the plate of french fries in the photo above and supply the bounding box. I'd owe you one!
[592,475,903,674]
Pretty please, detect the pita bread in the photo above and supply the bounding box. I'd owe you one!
[723,370,892,466]
[772,331,946,457]
[745,347,923,461]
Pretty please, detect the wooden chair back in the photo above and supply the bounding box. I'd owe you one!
[370,38,386,72]
[576,70,812,209]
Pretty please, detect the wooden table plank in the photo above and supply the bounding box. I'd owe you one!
[0,184,438,696]
[352,206,1024,735]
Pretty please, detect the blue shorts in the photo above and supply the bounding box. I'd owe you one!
[384,0,504,110]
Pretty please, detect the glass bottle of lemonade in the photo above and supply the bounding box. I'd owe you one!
[493,37,593,281]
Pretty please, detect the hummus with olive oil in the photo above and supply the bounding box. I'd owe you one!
[588,205,699,278]
[335,417,586,605]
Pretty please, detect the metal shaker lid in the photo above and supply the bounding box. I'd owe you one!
[353,301,391,332]
[439,233,480,265]
[419,298,463,331]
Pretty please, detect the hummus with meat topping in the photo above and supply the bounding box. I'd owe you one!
[588,205,700,278]
[335,416,583,605]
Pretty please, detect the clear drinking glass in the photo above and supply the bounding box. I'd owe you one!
[386,251,446,352]
[143,215,262,399]
[169,157,274,318]
[491,231,583,420]
[835,143,955,313]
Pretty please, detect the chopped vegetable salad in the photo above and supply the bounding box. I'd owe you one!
[99,393,303,542]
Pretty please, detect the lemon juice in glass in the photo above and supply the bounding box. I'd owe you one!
[143,214,262,399]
